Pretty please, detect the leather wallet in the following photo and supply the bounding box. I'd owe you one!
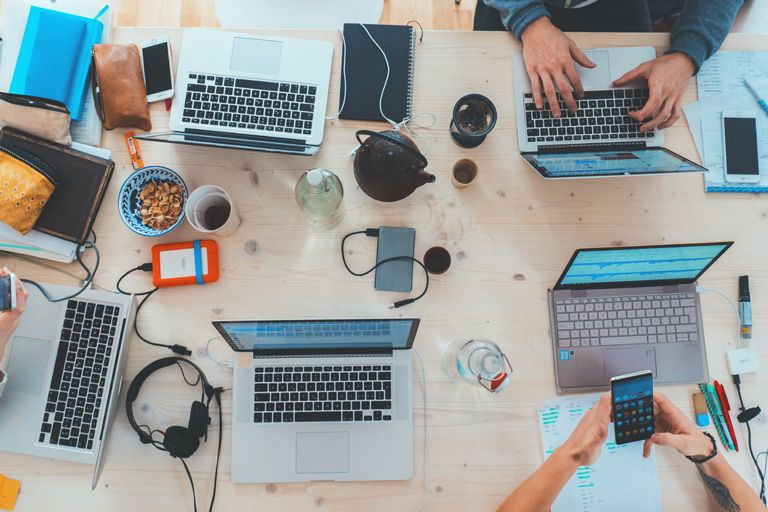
[0,127,114,244]
[0,92,72,145]
[0,141,59,234]
[91,43,152,131]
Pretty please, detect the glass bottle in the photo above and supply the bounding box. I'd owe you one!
[294,168,344,230]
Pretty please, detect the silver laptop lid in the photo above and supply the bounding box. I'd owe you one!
[554,242,733,291]
[213,319,420,354]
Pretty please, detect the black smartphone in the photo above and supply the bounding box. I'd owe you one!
[610,370,654,445]
[0,274,17,311]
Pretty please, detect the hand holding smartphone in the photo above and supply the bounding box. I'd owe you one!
[140,37,174,103]
[611,370,654,445]
[0,273,17,312]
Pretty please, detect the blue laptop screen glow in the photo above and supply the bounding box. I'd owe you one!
[219,319,415,351]
[560,244,729,286]
[530,149,701,177]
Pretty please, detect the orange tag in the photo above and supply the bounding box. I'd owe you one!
[124,131,144,170]
[0,474,20,511]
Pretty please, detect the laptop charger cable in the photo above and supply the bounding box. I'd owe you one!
[116,262,192,356]
[341,228,429,308]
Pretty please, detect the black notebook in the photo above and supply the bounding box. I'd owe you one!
[339,23,416,123]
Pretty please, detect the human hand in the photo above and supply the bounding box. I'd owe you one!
[0,268,27,355]
[520,17,595,118]
[613,52,695,132]
[642,392,714,459]
[560,393,612,466]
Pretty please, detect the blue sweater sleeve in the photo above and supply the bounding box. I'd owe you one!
[667,0,743,72]
[481,0,550,40]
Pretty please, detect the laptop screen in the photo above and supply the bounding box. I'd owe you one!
[522,147,705,178]
[213,319,420,353]
[555,243,732,289]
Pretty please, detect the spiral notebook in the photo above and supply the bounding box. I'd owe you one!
[339,23,416,123]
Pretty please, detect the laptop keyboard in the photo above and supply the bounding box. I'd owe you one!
[254,365,393,423]
[38,300,121,450]
[524,89,655,144]
[182,73,317,135]
[554,293,698,347]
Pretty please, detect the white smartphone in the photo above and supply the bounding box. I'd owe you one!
[0,273,17,311]
[140,37,174,103]
[722,110,761,184]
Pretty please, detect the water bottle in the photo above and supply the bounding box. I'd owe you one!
[443,339,512,393]
[294,168,344,230]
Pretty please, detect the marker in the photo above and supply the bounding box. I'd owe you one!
[744,79,768,117]
[739,275,752,339]
[714,380,738,451]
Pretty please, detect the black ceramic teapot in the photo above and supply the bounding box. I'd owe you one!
[353,129,436,202]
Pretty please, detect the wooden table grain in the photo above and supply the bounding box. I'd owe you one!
[3,28,768,511]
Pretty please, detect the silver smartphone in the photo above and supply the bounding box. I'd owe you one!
[0,273,17,311]
[722,110,761,184]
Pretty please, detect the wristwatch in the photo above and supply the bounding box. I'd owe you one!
[685,431,718,464]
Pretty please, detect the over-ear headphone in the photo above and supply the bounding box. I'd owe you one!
[125,357,225,511]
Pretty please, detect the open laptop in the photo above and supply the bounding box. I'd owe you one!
[548,242,732,393]
[213,318,419,483]
[512,46,707,179]
[135,29,333,155]
[0,282,135,487]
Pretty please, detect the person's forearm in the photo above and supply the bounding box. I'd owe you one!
[668,0,743,72]
[697,453,766,512]
[497,447,579,512]
[480,0,550,40]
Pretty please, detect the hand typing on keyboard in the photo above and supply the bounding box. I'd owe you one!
[520,17,595,117]
[612,52,696,132]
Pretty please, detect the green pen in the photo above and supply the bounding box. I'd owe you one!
[706,383,735,451]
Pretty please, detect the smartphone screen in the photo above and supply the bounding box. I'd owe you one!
[142,42,173,95]
[0,275,12,311]
[724,117,759,175]
[611,370,654,445]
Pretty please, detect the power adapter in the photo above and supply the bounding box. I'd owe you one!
[727,347,758,376]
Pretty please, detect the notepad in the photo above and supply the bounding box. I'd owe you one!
[538,394,661,512]
[9,7,104,122]
[339,23,416,123]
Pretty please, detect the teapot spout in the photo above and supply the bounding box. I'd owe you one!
[419,170,436,184]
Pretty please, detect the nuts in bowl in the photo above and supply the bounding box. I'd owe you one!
[118,166,188,237]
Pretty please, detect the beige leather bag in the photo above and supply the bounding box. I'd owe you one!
[0,93,72,145]
[91,43,152,131]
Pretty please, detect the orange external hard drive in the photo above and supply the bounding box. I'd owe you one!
[151,240,220,288]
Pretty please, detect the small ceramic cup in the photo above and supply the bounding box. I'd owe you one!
[185,185,241,237]
[424,246,452,275]
[451,159,479,188]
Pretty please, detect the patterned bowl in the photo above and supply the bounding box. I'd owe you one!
[118,166,188,237]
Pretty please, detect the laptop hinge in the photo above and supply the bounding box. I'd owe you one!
[536,141,648,154]
[184,127,309,146]
[252,351,393,359]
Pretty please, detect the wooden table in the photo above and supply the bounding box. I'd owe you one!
[4,28,768,511]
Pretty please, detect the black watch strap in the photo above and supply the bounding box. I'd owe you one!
[685,431,718,464]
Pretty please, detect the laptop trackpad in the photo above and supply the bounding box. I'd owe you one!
[7,337,51,395]
[577,50,611,89]
[230,37,282,75]
[296,432,350,474]
[604,347,657,380]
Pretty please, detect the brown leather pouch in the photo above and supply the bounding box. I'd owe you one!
[91,44,152,131]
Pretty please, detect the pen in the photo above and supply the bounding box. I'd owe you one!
[739,275,752,339]
[706,383,735,451]
[745,79,768,117]
[714,380,739,451]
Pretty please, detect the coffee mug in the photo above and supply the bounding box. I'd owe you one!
[424,246,451,275]
[452,159,478,188]
[185,185,240,237]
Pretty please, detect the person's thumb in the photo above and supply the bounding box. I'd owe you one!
[613,64,647,86]
[650,432,687,453]
[570,41,596,68]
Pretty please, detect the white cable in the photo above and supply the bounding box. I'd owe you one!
[205,336,232,368]
[697,286,743,348]
[412,348,429,512]
[357,23,398,126]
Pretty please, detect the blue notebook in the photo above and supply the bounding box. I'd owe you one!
[10,7,105,122]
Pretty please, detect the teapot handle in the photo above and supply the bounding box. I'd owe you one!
[355,129,428,168]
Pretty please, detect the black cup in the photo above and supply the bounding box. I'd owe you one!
[424,247,452,275]
[450,94,497,148]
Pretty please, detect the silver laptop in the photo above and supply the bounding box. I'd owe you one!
[548,242,732,393]
[213,318,419,483]
[0,282,135,487]
[136,29,333,155]
[512,46,706,179]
